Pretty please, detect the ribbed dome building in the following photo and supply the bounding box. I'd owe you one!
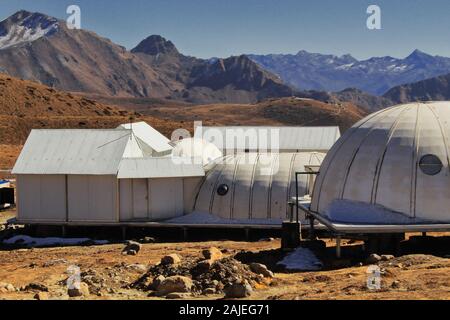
[311,102,450,225]
[194,152,325,222]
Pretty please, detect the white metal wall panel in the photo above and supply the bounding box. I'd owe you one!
[132,179,148,219]
[376,107,416,216]
[211,157,239,219]
[149,178,184,220]
[270,154,290,220]
[119,179,133,221]
[415,105,450,221]
[16,175,66,222]
[232,154,258,219]
[250,154,274,219]
[183,177,204,214]
[68,175,117,222]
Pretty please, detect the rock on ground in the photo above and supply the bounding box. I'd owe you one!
[0,282,15,293]
[156,276,193,296]
[224,281,253,298]
[68,282,90,297]
[161,254,181,265]
[366,254,382,264]
[122,241,142,255]
[34,292,49,300]
[202,247,223,262]
[249,263,274,278]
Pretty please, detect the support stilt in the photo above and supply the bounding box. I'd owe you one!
[245,228,250,241]
[336,235,342,258]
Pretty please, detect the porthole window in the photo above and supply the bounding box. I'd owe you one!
[419,154,443,176]
[217,184,229,196]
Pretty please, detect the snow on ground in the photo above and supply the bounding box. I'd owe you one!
[3,235,109,247]
[325,199,434,225]
[277,247,323,271]
[166,211,283,225]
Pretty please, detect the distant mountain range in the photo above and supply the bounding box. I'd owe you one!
[1,10,450,110]
[249,50,450,95]
[384,72,450,103]
[0,11,295,104]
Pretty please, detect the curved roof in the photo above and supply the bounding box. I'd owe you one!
[311,102,450,224]
[195,152,325,221]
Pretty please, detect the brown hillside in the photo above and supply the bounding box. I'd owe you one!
[97,96,367,133]
[0,74,184,171]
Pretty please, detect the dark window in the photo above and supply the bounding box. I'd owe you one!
[419,154,443,176]
[217,184,229,196]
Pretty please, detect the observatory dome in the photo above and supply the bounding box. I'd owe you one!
[195,152,325,222]
[311,102,450,224]
[172,138,223,166]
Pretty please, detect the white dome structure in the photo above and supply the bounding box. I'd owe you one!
[194,152,325,222]
[172,138,223,166]
[311,102,450,225]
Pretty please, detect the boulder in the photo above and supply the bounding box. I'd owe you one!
[203,287,216,295]
[140,237,156,244]
[24,282,48,292]
[249,263,274,278]
[366,254,382,264]
[68,282,90,297]
[149,275,166,291]
[391,280,401,289]
[122,241,142,255]
[160,254,181,265]
[34,292,49,300]
[381,255,395,261]
[0,282,15,293]
[224,281,253,299]
[127,250,137,256]
[202,247,223,262]
[157,276,193,295]
[195,259,213,272]
[166,292,192,299]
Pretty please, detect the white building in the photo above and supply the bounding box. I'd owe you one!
[12,123,331,227]
[12,129,204,224]
[311,102,450,229]
[194,126,341,155]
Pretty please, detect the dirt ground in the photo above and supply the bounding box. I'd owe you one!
[0,209,449,300]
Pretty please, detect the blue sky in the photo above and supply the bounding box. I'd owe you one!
[1,0,450,60]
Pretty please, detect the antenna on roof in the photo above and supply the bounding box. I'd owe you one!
[129,115,135,140]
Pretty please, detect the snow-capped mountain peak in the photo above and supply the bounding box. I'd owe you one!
[0,11,59,50]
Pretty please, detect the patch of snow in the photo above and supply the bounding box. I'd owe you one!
[0,15,59,50]
[3,235,109,247]
[335,63,354,70]
[325,199,436,225]
[165,211,283,226]
[277,247,323,271]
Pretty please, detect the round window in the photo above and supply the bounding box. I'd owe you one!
[419,154,443,176]
[217,184,229,196]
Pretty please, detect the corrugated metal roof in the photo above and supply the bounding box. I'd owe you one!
[12,129,132,175]
[117,158,205,179]
[194,126,341,151]
[117,122,173,153]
